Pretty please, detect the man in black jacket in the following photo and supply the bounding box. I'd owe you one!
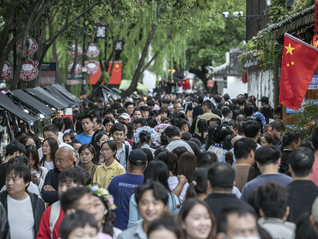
[0,201,8,239]
[41,146,88,205]
[204,162,254,223]
[0,163,45,239]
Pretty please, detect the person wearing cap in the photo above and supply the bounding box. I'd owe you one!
[119,113,130,124]
[108,149,148,230]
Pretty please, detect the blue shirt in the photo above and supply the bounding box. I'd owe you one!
[108,173,144,230]
[75,132,93,145]
[241,173,292,202]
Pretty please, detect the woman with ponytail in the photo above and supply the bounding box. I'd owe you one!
[139,130,155,155]
[185,168,208,201]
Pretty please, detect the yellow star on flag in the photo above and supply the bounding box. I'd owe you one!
[287,63,290,67]
[285,43,295,55]
[291,61,294,65]
[115,64,119,68]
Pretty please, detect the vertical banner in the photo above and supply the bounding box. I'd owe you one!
[89,61,122,85]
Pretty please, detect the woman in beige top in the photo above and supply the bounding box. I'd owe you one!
[78,143,98,178]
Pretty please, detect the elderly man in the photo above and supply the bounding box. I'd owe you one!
[41,147,88,205]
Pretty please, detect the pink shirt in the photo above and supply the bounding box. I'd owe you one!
[311,158,318,186]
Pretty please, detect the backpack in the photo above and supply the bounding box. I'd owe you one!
[49,201,60,239]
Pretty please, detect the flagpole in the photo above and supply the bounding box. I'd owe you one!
[285,33,318,52]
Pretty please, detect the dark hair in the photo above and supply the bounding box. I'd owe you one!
[223,135,234,151]
[125,101,134,109]
[147,216,181,239]
[207,162,235,191]
[111,102,122,110]
[156,151,177,174]
[58,168,85,186]
[100,141,117,157]
[159,107,169,116]
[295,213,318,239]
[140,106,150,112]
[19,135,35,147]
[52,117,64,131]
[14,132,28,142]
[146,117,158,128]
[165,126,181,138]
[5,139,26,157]
[78,144,97,165]
[154,147,168,158]
[222,107,232,118]
[133,118,147,127]
[261,105,272,124]
[213,125,232,144]
[282,132,300,148]
[6,163,31,189]
[40,137,59,167]
[256,181,288,219]
[140,148,154,163]
[255,145,280,166]
[234,138,257,159]
[139,130,151,145]
[185,168,208,200]
[261,133,274,145]
[81,114,93,123]
[103,117,115,127]
[171,147,188,162]
[63,133,75,142]
[135,181,169,206]
[202,100,213,110]
[197,152,218,168]
[103,108,116,118]
[218,205,256,234]
[289,146,315,177]
[181,132,192,141]
[178,198,216,239]
[63,117,74,132]
[43,124,58,134]
[205,124,218,150]
[244,103,254,117]
[243,120,260,139]
[60,187,92,213]
[109,123,125,135]
[143,160,170,191]
[178,152,196,182]
[25,145,42,175]
[197,119,208,140]
[271,119,284,132]
[59,210,98,239]
[237,97,246,106]
[312,127,318,151]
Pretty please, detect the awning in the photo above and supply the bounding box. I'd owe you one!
[25,87,68,110]
[44,86,77,108]
[87,85,121,102]
[0,93,39,123]
[8,90,55,117]
[51,84,82,105]
[119,79,148,92]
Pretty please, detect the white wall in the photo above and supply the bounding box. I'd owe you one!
[214,76,247,99]
[224,76,247,99]
[142,70,159,91]
[247,69,274,108]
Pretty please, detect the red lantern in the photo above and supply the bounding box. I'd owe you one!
[242,74,248,83]
[207,79,214,88]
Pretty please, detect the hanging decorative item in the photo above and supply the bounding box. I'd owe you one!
[85,60,99,75]
[242,73,248,83]
[17,36,38,56]
[86,44,100,58]
[68,44,83,57]
[1,61,13,81]
[19,59,39,81]
[68,61,82,74]
[207,79,214,88]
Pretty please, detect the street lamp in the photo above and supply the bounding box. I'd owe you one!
[82,66,87,94]
[96,25,107,67]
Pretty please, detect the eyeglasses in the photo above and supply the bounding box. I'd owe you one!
[100,149,108,153]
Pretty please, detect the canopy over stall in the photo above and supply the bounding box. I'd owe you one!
[44,86,78,108]
[87,85,121,103]
[8,90,55,118]
[25,87,68,110]
[51,84,82,105]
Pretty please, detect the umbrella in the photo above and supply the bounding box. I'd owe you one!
[119,79,148,92]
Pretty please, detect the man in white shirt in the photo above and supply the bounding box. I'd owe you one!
[0,163,45,239]
[38,124,74,159]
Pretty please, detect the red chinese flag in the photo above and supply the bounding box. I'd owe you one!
[182,78,190,90]
[108,61,122,85]
[279,33,318,110]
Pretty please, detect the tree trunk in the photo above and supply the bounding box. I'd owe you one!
[50,25,62,85]
[121,24,158,98]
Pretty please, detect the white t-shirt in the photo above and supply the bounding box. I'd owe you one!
[43,161,54,171]
[7,194,34,239]
[168,176,189,203]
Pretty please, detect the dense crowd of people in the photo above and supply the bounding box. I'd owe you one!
[1,91,318,239]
